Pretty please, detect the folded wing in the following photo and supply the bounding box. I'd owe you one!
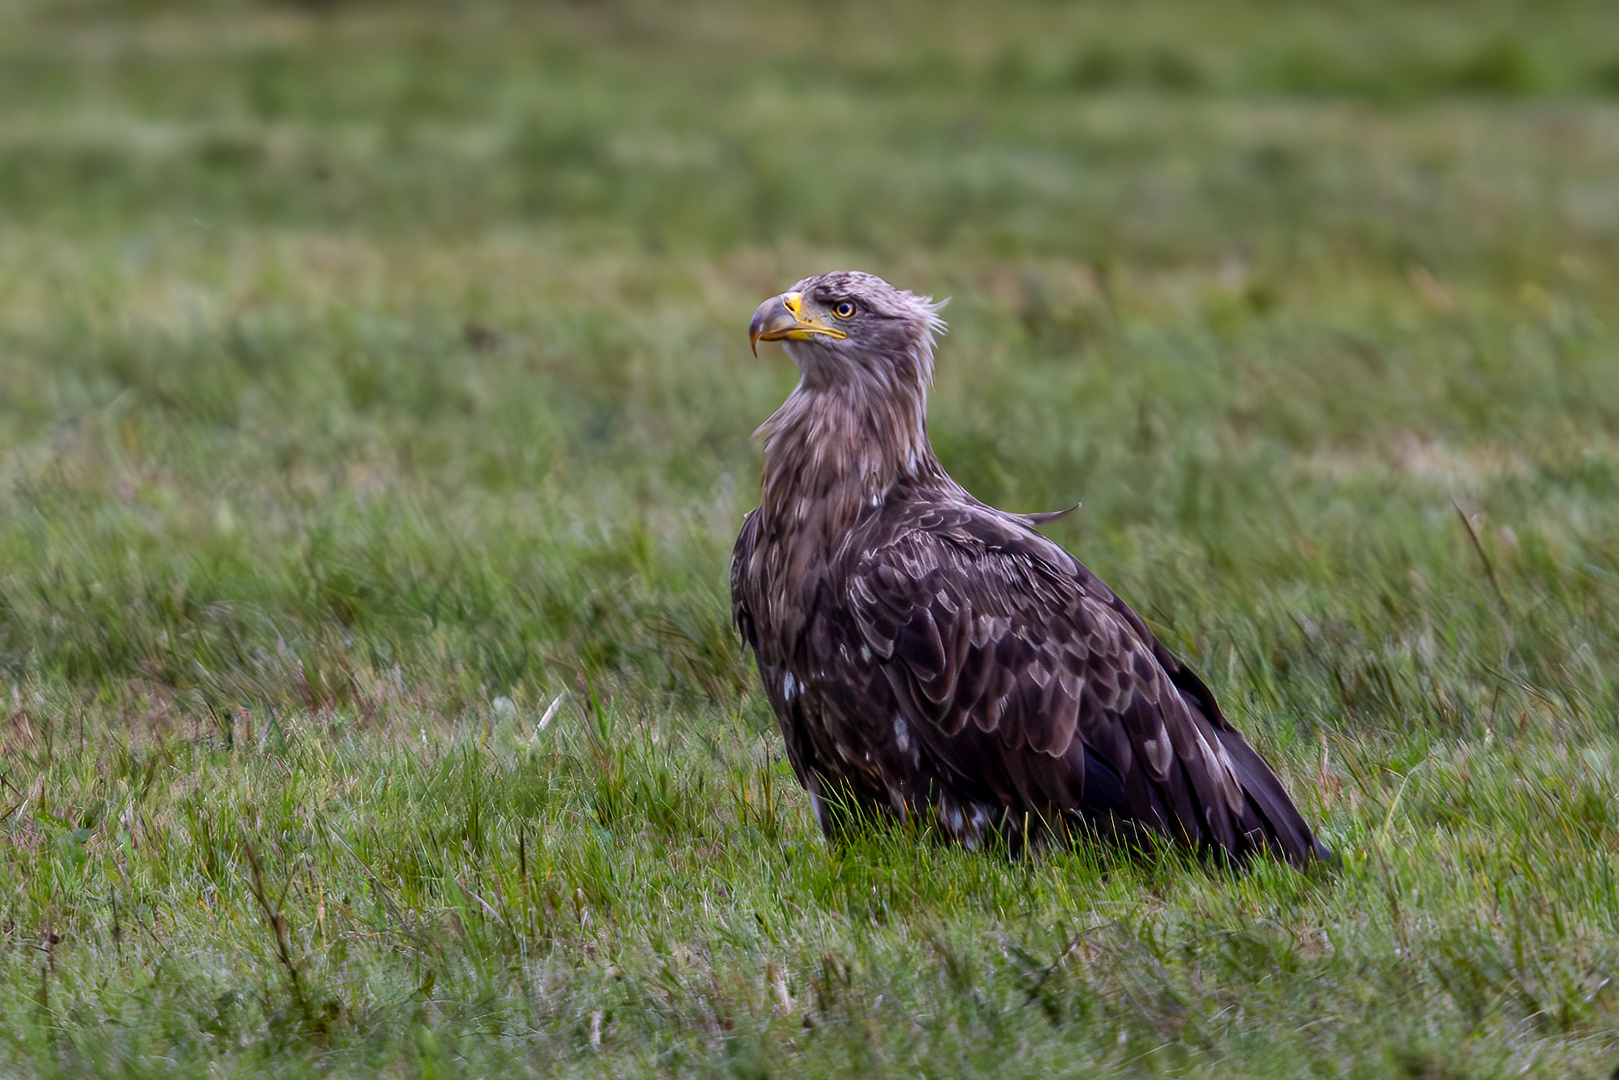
[842,505,1327,863]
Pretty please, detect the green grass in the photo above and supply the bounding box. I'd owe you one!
[3,0,1619,1075]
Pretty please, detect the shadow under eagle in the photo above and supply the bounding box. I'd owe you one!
[732,271,1331,865]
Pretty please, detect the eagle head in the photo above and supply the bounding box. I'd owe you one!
[749,271,947,389]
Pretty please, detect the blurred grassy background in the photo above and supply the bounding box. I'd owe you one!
[2,0,1619,1076]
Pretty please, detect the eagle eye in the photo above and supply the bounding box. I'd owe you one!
[830,299,858,320]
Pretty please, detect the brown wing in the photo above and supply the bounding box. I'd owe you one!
[843,505,1328,863]
[731,509,761,651]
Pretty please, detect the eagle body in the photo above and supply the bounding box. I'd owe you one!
[732,272,1329,864]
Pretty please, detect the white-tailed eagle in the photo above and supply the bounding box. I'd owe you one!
[732,271,1330,864]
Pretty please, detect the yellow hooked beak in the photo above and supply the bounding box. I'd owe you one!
[748,292,849,355]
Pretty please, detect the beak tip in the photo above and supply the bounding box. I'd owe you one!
[749,293,804,355]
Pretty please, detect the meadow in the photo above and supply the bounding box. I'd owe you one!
[3,0,1619,1075]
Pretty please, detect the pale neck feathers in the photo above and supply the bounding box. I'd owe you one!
[757,368,936,548]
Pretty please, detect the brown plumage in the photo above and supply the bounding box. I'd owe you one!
[732,271,1330,864]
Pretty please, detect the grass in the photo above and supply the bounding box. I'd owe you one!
[2,0,1619,1075]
